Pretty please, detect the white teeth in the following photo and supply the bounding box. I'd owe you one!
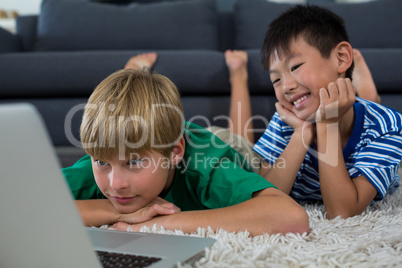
[293,95,308,106]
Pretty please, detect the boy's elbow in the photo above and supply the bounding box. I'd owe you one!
[326,209,359,220]
[255,188,309,235]
[325,201,370,219]
[280,204,309,235]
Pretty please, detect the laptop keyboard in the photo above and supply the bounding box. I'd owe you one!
[96,250,162,268]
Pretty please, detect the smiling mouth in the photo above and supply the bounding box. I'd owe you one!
[293,94,310,107]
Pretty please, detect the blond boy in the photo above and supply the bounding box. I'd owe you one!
[63,68,309,235]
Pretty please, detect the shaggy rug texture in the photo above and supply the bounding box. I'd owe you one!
[136,187,402,267]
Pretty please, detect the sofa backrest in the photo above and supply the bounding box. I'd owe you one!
[16,0,402,52]
[34,0,219,51]
[234,0,402,50]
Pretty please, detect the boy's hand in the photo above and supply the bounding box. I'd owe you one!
[145,197,181,213]
[116,197,180,225]
[110,221,141,232]
[275,102,304,129]
[275,102,315,146]
[316,78,356,123]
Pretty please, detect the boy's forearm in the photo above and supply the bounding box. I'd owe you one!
[316,123,374,218]
[75,200,120,227]
[127,188,309,236]
[260,131,310,194]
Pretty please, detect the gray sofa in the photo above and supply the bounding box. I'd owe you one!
[1,0,402,167]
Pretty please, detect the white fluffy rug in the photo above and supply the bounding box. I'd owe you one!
[137,187,402,267]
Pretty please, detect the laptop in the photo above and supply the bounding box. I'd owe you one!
[0,103,215,268]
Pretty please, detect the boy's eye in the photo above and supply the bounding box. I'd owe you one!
[95,160,109,167]
[291,63,302,72]
[272,78,280,85]
[129,159,142,167]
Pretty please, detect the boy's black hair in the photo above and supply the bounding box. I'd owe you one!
[261,4,354,79]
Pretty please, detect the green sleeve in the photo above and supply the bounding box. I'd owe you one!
[166,157,277,211]
[198,158,277,209]
[61,155,105,200]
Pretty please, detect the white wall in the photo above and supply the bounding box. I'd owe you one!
[0,0,41,15]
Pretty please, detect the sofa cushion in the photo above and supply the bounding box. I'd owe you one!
[0,50,229,97]
[326,0,402,49]
[234,0,402,49]
[234,0,294,50]
[35,0,218,51]
[16,15,38,52]
[0,27,21,53]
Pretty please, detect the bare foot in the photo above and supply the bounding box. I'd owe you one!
[352,49,381,104]
[225,50,254,143]
[225,50,248,83]
[124,52,158,70]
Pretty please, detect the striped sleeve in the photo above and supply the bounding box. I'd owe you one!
[352,133,402,199]
[253,112,293,165]
[351,99,402,199]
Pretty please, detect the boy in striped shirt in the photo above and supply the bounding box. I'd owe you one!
[252,5,402,219]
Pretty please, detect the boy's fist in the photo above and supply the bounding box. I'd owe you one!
[316,78,356,123]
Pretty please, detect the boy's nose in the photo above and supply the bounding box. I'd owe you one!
[109,169,130,190]
[283,75,297,94]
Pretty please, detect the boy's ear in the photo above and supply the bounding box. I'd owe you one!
[335,41,353,75]
[170,136,185,166]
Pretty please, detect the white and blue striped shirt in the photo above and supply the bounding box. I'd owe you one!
[253,98,402,202]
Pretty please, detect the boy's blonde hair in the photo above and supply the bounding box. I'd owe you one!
[80,68,184,160]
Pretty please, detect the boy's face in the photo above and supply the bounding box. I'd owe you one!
[91,150,173,214]
[268,37,340,121]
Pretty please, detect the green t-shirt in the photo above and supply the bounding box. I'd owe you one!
[62,122,276,211]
